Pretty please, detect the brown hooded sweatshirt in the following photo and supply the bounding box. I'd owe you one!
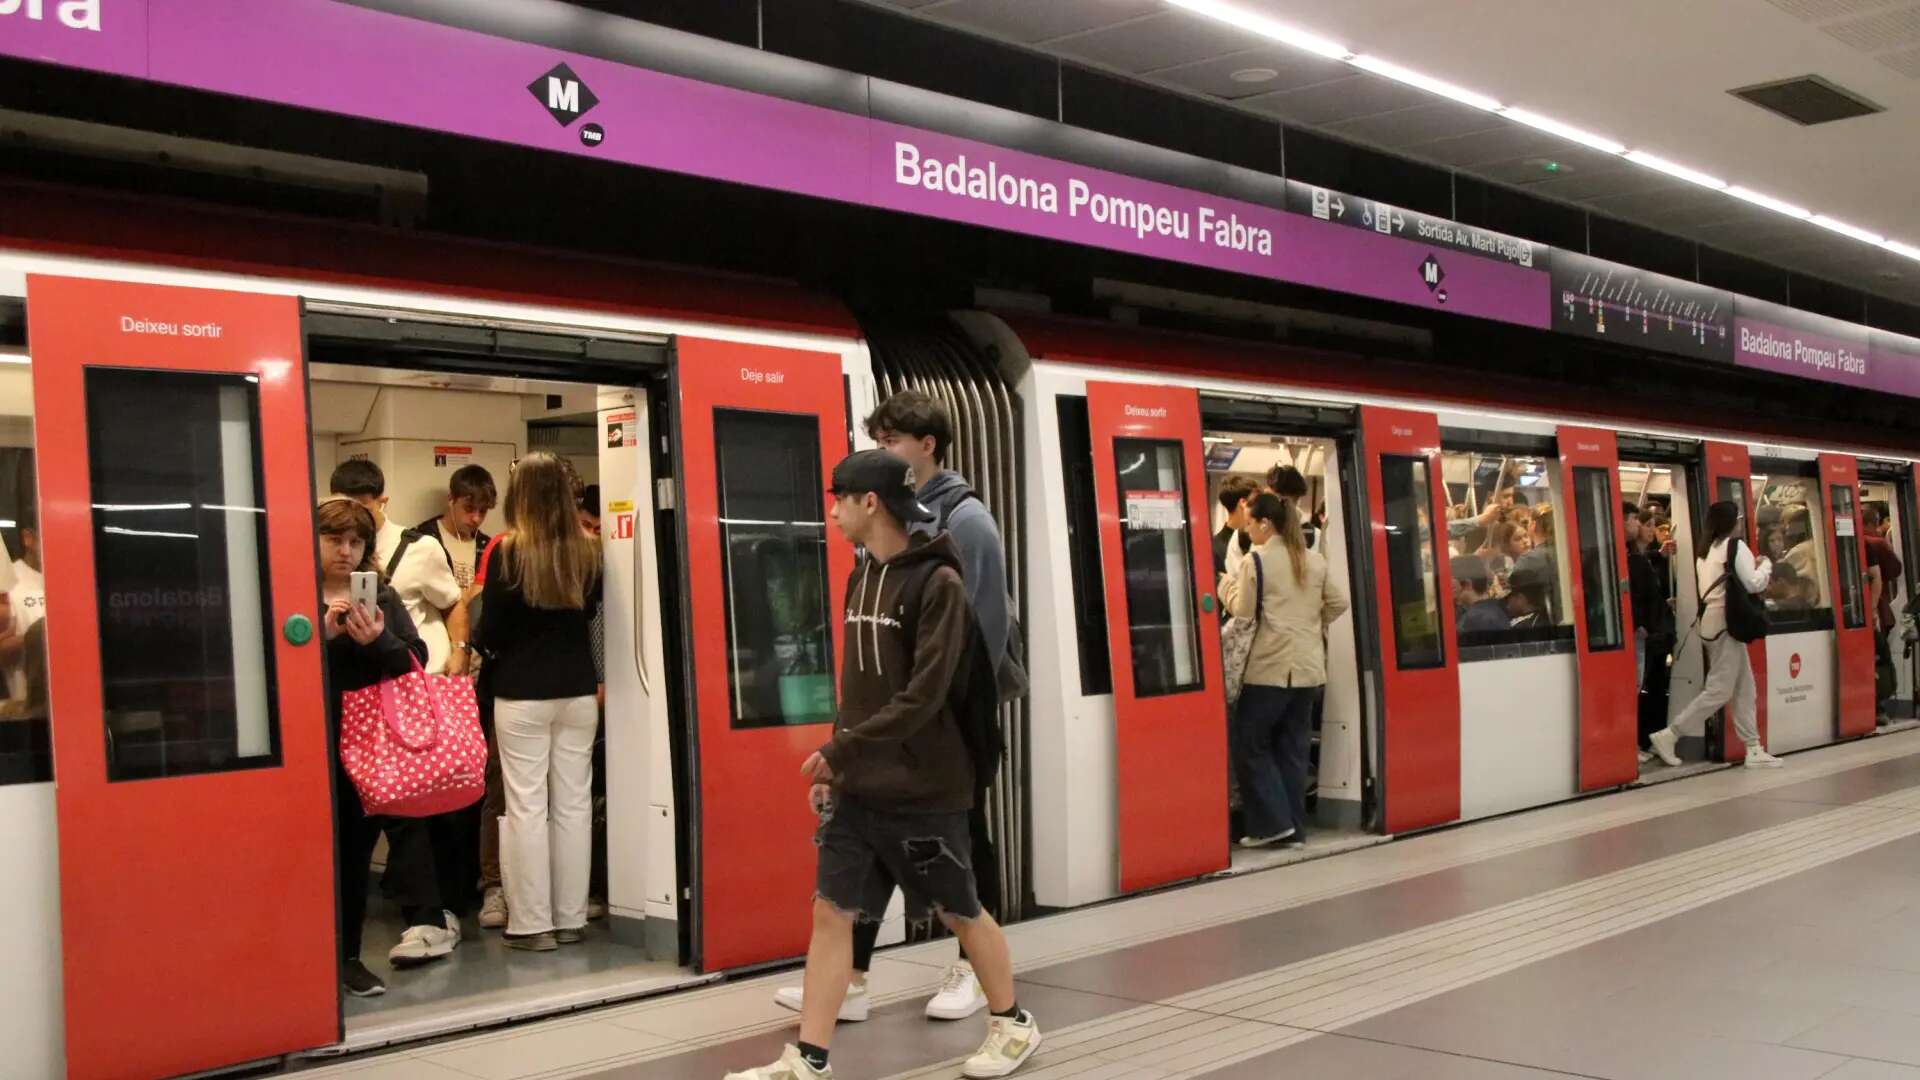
[817,532,976,813]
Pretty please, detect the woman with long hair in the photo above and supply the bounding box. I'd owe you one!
[1647,500,1782,768]
[473,452,603,950]
[1218,494,1349,848]
[317,497,458,997]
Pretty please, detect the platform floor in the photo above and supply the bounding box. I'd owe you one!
[291,727,1920,1079]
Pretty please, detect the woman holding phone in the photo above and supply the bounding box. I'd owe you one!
[473,453,603,951]
[318,497,461,997]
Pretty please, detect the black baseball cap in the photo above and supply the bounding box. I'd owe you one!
[830,449,935,524]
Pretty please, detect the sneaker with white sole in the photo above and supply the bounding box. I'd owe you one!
[389,910,461,967]
[1237,829,1296,849]
[478,886,508,930]
[926,961,989,1020]
[1648,727,1682,767]
[342,957,385,998]
[1744,746,1785,768]
[724,1043,831,1079]
[773,980,871,1022]
[1637,749,1655,764]
[962,1009,1042,1078]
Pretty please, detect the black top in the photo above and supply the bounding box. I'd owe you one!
[473,546,603,701]
[323,585,427,738]
[1628,547,1674,636]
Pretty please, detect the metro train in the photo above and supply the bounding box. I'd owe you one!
[0,194,1913,1079]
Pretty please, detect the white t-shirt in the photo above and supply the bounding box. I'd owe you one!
[375,519,461,674]
[438,530,479,591]
[7,557,43,701]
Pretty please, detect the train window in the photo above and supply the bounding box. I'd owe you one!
[1571,467,1625,651]
[0,354,49,787]
[1830,484,1867,630]
[713,407,835,729]
[1442,450,1574,655]
[1055,397,1113,696]
[1750,466,1832,633]
[1112,437,1202,696]
[1380,455,1445,669]
[86,370,280,782]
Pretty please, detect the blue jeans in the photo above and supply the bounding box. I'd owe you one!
[1234,685,1320,840]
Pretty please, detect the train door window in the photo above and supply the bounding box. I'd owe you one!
[1830,483,1867,630]
[1055,396,1113,696]
[0,352,48,786]
[713,407,835,728]
[1441,448,1573,655]
[1381,455,1444,669]
[1113,437,1201,696]
[1571,467,1625,651]
[1750,463,1831,632]
[86,370,279,781]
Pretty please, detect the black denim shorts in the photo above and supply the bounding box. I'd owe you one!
[814,796,981,926]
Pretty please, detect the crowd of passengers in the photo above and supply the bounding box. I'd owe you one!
[319,453,608,998]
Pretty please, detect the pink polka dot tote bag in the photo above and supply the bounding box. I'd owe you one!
[340,658,486,817]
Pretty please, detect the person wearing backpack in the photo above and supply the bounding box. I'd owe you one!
[729,449,1040,1080]
[776,390,1023,1024]
[329,460,470,677]
[1647,500,1783,768]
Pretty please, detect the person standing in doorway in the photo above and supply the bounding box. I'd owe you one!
[1214,475,1260,579]
[473,453,602,950]
[329,461,470,676]
[774,390,1015,1024]
[1648,501,1783,768]
[0,521,43,700]
[729,449,1039,1080]
[1219,494,1349,849]
[1862,505,1903,727]
[417,464,497,596]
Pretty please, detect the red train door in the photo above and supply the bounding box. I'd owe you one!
[675,337,852,970]
[1559,427,1638,790]
[1700,441,1765,761]
[1084,380,1228,892]
[28,276,337,1078]
[1359,407,1459,833]
[1819,454,1876,738]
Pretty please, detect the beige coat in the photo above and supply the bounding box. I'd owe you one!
[1220,536,1349,688]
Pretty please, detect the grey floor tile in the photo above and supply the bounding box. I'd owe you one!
[1195,1031,1586,1080]
[1564,1034,1848,1080]
[1736,958,1920,1017]
[1822,1059,1920,1079]
[1789,1007,1920,1065]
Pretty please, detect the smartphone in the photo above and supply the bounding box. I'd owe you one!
[349,571,378,617]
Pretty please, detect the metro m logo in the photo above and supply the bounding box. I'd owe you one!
[526,62,599,127]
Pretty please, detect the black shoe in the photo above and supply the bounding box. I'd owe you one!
[343,958,386,998]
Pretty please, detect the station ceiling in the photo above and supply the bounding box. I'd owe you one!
[872,0,1920,307]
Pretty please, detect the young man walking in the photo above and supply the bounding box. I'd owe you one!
[729,449,1039,1080]
[776,390,1014,1022]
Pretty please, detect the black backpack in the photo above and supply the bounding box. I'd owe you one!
[933,491,1030,702]
[1717,536,1771,644]
[897,560,1005,789]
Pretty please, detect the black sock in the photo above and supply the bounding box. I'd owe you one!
[797,1042,829,1071]
[991,1002,1024,1020]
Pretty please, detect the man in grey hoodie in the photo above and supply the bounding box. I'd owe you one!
[775,390,1016,1024]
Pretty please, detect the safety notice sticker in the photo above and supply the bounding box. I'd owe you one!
[433,445,472,468]
[1124,491,1185,531]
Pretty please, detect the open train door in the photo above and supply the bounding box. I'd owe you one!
[1359,407,1460,832]
[1819,453,1876,738]
[1700,441,1765,761]
[1559,427,1638,790]
[673,337,853,971]
[28,276,338,1078]
[1084,380,1228,892]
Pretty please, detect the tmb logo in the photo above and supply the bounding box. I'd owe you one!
[1420,254,1448,305]
[527,62,599,127]
[1790,653,1802,678]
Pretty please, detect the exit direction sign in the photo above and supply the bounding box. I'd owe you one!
[1285,181,1541,271]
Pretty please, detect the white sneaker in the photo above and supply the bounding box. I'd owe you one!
[962,1009,1042,1078]
[724,1044,831,1079]
[1637,749,1655,764]
[389,910,461,967]
[1649,728,1682,767]
[478,886,507,930]
[1744,746,1785,768]
[927,961,989,1020]
[1236,829,1297,849]
[772,980,871,1022]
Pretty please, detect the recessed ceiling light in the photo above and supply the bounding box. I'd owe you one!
[1163,0,1350,60]
[1349,54,1502,111]
[1229,67,1280,83]
[1624,151,1727,190]
[1811,215,1884,245]
[1500,107,1627,156]
[1885,240,1920,262]
[1726,186,1812,219]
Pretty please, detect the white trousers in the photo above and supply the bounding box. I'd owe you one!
[1670,632,1759,748]
[496,695,598,935]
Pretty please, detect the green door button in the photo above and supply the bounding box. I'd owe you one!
[1201,593,1216,614]
[284,613,314,646]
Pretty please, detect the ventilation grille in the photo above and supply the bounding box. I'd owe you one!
[1729,75,1885,124]
[1765,0,1920,79]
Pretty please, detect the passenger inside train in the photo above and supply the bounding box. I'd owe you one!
[0,362,48,786]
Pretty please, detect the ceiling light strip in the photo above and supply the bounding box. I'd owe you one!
[1499,108,1626,155]
[1161,0,1351,61]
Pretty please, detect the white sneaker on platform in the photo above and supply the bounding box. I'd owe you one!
[389,910,461,967]
[725,1044,831,1079]
[478,886,508,929]
[1744,747,1784,768]
[1637,749,1655,764]
[772,980,871,1022]
[1649,728,1682,767]
[962,1009,1042,1078]
[926,961,989,1020]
